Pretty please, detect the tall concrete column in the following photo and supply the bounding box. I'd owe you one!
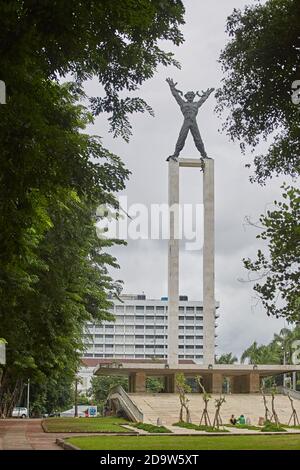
[164,374,176,393]
[232,374,260,393]
[203,373,223,394]
[203,159,215,365]
[135,372,146,393]
[168,160,179,367]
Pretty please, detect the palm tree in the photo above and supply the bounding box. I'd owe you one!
[241,342,280,365]
[216,353,238,364]
[241,341,260,364]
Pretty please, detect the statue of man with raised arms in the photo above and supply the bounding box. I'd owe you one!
[166,78,214,161]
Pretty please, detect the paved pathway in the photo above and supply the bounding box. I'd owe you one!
[0,419,63,450]
[0,419,137,450]
[0,419,91,450]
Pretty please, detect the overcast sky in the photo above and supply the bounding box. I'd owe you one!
[85,0,288,359]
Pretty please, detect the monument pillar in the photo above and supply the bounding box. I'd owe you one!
[202,159,215,365]
[167,160,180,367]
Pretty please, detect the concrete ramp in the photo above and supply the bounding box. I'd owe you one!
[128,393,300,426]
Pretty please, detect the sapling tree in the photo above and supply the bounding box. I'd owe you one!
[287,393,299,427]
[213,396,226,429]
[261,388,272,423]
[270,387,280,427]
[195,375,212,427]
[175,373,191,423]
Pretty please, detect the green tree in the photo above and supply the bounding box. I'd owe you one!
[241,341,280,365]
[216,0,300,322]
[0,0,185,141]
[216,0,299,183]
[89,376,129,404]
[146,377,164,393]
[243,186,300,321]
[0,2,185,416]
[176,373,191,423]
[216,353,238,364]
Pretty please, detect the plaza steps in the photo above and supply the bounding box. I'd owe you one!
[128,392,300,426]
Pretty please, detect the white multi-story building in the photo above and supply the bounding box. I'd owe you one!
[82,294,219,364]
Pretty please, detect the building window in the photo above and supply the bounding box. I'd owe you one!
[136,325,144,330]
[136,306,144,311]
[156,306,164,311]
[178,345,184,349]
[115,326,124,333]
[125,326,134,332]
[179,316,185,321]
[115,305,124,312]
[135,345,144,349]
[146,306,154,311]
[195,345,203,349]
[186,307,195,312]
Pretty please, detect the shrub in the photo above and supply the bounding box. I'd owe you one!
[132,422,170,433]
[261,420,286,432]
[173,421,228,433]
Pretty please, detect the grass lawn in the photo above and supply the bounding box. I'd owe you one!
[43,417,132,433]
[67,434,300,450]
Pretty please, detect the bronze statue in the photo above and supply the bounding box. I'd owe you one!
[166,78,214,161]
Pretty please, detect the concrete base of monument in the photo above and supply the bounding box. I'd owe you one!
[93,359,300,394]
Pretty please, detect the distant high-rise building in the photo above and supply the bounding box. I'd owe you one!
[82,294,219,363]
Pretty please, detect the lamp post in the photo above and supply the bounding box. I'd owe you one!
[74,377,78,418]
[26,378,30,418]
